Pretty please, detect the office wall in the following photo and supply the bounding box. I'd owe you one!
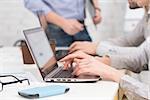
[0,0,39,46]
[0,0,132,46]
[97,0,127,41]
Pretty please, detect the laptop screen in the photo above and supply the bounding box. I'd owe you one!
[23,27,57,78]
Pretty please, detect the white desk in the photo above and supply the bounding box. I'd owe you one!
[0,47,119,100]
[0,64,119,100]
[0,82,118,100]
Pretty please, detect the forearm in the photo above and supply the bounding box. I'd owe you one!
[95,61,125,82]
[109,68,125,83]
[96,41,138,56]
[91,0,100,9]
[97,43,149,73]
[96,33,140,56]
[110,39,149,72]
[45,12,66,28]
[96,17,145,56]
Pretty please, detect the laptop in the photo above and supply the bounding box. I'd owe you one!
[23,27,100,83]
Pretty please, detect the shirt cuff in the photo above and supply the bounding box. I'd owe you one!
[42,6,52,15]
[24,0,52,15]
[120,75,149,99]
[96,41,116,56]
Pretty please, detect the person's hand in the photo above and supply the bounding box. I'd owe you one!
[73,58,125,83]
[93,9,102,25]
[60,51,93,70]
[61,19,84,36]
[69,41,98,54]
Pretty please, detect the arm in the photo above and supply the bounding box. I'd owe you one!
[109,38,150,73]
[96,17,145,56]
[69,17,145,55]
[70,56,150,99]
[91,0,100,10]
[24,0,64,28]
[24,0,84,35]
[45,12,84,36]
[102,17,145,47]
[91,0,102,24]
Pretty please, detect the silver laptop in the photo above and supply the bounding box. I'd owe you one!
[23,27,100,83]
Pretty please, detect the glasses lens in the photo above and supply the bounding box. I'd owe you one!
[0,76,30,92]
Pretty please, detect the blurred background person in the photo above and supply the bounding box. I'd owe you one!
[0,0,127,46]
[24,0,102,47]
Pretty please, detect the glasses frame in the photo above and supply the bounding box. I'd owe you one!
[0,75,30,92]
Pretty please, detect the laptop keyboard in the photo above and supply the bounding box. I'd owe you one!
[52,67,74,78]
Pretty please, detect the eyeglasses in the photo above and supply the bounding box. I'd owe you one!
[0,75,30,92]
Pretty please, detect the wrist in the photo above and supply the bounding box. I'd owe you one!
[45,12,66,28]
[93,42,99,54]
[59,18,67,29]
[112,70,125,83]
[102,55,111,65]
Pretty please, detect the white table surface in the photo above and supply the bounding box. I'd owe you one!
[0,64,119,100]
[0,47,119,100]
[0,81,118,100]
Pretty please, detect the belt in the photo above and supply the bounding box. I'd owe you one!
[48,20,85,30]
[78,20,84,24]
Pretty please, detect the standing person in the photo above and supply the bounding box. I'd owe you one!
[24,0,102,47]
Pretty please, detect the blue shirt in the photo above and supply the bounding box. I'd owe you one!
[24,0,85,20]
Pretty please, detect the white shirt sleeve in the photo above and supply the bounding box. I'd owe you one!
[120,75,150,100]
